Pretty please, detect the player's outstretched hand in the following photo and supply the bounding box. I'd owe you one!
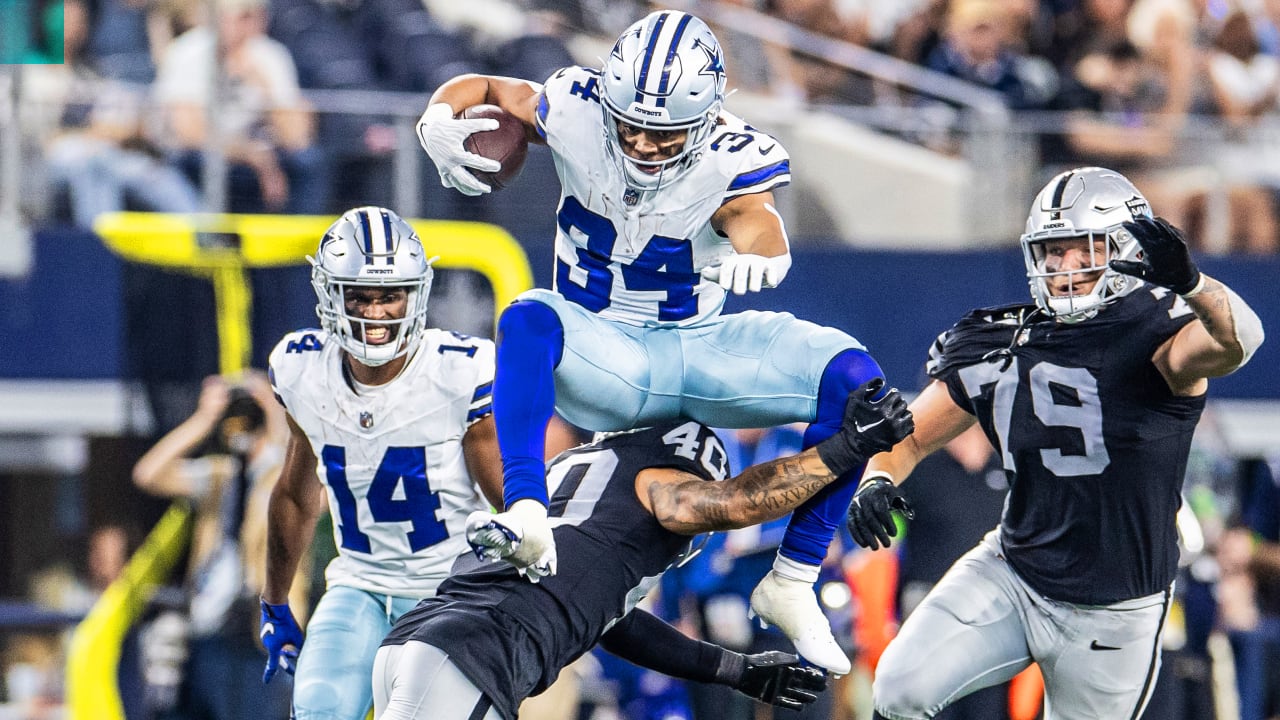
[465,499,558,582]
[701,252,792,295]
[1111,216,1203,296]
[415,103,502,197]
[815,378,914,478]
[259,599,304,683]
[847,473,914,550]
[732,651,828,710]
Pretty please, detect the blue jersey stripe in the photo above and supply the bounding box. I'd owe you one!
[472,381,493,402]
[635,12,668,103]
[467,403,493,422]
[727,160,791,191]
[535,93,550,140]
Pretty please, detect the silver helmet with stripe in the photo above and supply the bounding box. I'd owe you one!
[600,10,726,190]
[309,206,435,366]
[1021,167,1151,323]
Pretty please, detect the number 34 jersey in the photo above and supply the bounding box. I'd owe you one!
[926,288,1203,605]
[535,65,792,327]
[268,328,495,597]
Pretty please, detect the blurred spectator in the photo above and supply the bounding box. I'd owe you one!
[895,422,1011,720]
[132,371,303,720]
[1217,457,1280,720]
[923,0,1051,110]
[706,0,806,102]
[152,0,327,214]
[23,0,200,229]
[1205,10,1280,255]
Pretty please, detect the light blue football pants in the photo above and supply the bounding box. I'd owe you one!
[293,585,422,720]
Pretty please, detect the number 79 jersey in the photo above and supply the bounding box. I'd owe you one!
[268,328,495,597]
[535,65,792,327]
[926,289,1204,605]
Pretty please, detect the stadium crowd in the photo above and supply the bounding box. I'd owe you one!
[2,1,1278,720]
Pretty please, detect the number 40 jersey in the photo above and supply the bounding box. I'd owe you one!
[536,65,792,327]
[268,328,495,597]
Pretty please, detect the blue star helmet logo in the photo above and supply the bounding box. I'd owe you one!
[695,38,724,80]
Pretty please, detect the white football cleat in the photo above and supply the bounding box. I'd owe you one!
[749,570,851,676]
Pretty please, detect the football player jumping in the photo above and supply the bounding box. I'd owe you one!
[846,167,1264,719]
[257,206,505,720]
[416,9,890,673]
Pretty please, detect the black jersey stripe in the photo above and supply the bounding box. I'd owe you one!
[1128,587,1172,720]
[1051,170,1075,209]
[467,695,492,720]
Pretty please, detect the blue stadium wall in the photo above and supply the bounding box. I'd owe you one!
[3,226,1276,400]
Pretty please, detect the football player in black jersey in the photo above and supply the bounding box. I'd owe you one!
[371,379,914,720]
[845,167,1265,720]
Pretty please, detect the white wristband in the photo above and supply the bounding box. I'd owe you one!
[1178,274,1206,299]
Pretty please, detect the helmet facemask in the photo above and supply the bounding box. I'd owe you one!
[309,207,435,367]
[1020,167,1150,323]
[1022,228,1141,323]
[599,11,727,191]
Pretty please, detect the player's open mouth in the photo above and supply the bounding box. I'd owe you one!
[363,326,393,345]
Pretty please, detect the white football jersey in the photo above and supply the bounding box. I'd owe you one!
[535,65,792,327]
[268,328,495,597]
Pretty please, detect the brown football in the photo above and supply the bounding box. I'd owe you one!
[461,104,529,190]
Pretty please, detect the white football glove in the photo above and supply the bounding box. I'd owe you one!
[415,103,502,197]
[464,499,558,582]
[702,252,792,295]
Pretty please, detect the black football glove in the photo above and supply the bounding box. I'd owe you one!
[847,474,914,550]
[816,378,915,478]
[1110,216,1202,295]
[733,651,827,710]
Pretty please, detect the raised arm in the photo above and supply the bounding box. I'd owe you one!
[637,380,914,534]
[132,375,231,498]
[1110,217,1265,395]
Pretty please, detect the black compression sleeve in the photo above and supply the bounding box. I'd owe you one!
[598,609,745,685]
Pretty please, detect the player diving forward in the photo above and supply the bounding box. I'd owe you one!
[844,168,1265,719]
[416,9,887,673]
[375,379,915,720]
[257,207,505,720]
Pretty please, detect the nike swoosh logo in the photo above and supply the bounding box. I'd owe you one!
[261,622,275,639]
[758,143,776,155]
[854,419,884,433]
[1090,640,1121,651]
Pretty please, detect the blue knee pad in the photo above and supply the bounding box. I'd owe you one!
[494,300,564,509]
[781,349,885,566]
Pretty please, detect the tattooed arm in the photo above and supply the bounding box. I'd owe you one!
[1156,275,1264,395]
[636,381,915,535]
[263,414,327,604]
[637,450,838,534]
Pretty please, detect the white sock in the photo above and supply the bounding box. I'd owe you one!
[771,554,821,584]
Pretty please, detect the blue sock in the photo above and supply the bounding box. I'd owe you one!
[493,300,564,509]
[779,349,885,567]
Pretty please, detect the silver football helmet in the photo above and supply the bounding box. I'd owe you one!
[309,206,435,366]
[600,10,726,190]
[1021,167,1151,323]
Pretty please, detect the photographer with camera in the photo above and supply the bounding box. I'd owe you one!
[133,370,305,720]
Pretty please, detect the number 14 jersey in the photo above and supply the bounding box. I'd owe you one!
[269,328,495,597]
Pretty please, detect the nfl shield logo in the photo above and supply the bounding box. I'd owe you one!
[623,189,639,206]
[359,411,374,429]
